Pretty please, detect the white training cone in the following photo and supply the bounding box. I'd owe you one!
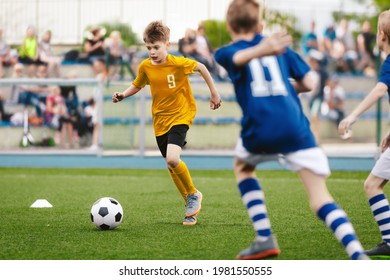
[30,199,53,208]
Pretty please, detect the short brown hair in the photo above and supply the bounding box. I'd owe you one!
[379,9,390,44]
[227,0,260,34]
[143,21,170,43]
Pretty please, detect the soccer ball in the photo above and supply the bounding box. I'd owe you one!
[90,197,124,230]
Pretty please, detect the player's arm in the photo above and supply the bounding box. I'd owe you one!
[291,74,313,94]
[112,84,141,103]
[195,62,222,110]
[338,82,388,136]
[233,33,292,66]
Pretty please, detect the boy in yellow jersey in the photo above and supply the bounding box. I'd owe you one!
[112,21,222,226]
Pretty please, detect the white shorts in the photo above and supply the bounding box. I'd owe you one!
[372,148,390,180]
[235,138,330,177]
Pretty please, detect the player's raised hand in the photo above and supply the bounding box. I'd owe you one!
[338,116,356,140]
[233,32,293,66]
[112,92,124,103]
[261,32,292,55]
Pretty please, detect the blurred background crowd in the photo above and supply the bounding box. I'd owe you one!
[0,0,388,151]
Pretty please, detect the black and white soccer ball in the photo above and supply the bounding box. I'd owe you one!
[90,197,123,230]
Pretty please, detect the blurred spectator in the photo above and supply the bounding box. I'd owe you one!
[60,85,79,122]
[306,50,330,143]
[44,86,71,147]
[320,24,336,55]
[39,30,62,77]
[92,57,108,84]
[83,57,108,150]
[335,18,358,73]
[18,25,45,77]
[60,84,82,147]
[105,30,126,79]
[11,62,25,78]
[196,24,215,70]
[301,20,319,58]
[178,28,198,57]
[336,19,356,51]
[0,28,18,77]
[195,22,224,79]
[179,28,220,79]
[83,97,98,150]
[321,75,345,126]
[196,23,213,62]
[356,20,376,76]
[0,91,13,121]
[9,63,25,103]
[83,26,106,64]
[179,29,209,65]
[330,38,347,72]
[17,64,50,120]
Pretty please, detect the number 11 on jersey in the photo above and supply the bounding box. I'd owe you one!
[249,56,288,97]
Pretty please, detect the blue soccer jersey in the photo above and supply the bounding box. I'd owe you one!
[215,33,317,154]
[379,54,390,96]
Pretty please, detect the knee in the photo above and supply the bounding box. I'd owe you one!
[234,159,255,182]
[363,178,378,197]
[166,156,180,169]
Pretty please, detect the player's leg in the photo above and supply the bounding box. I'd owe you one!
[167,145,201,223]
[166,143,193,197]
[287,148,368,259]
[164,125,192,192]
[234,158,280,260]
[167,144,201,218]
[234,139,280,260]
[364,151,390,259]
[168,166,188,202]
[165,125,201,218]
[156,132,188,203]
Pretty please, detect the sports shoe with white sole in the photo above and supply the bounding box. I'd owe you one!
[237,235,281,260]
[183,215,197,226]
[365,241,390,259]
[185,191,202,217]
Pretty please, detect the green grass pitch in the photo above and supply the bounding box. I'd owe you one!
[0,167,385,260]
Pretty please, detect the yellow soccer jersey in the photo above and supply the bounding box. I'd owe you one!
[132,54,198,136]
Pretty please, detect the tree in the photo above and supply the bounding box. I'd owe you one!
[263,8,302,48]
[371,0,390,11]
[201,9,301,50]
[202,20,231,50]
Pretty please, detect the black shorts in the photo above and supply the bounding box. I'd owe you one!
[156,124,189,158]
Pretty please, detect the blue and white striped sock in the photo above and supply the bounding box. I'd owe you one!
[238,178,272,241]
[369,194,390,244]
[317,202,365,260]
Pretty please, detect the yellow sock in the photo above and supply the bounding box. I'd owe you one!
[172,160,197,195]
[168,168,187,202]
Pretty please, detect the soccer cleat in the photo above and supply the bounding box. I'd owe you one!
[185,191,202,217]
[365,241,390,259]
[237,235,281,260]
[183,215,197,226]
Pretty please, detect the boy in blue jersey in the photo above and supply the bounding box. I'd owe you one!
[339,9,390,259]
[215,0,368,260]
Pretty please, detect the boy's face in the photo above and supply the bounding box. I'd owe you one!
[146,40,170,64]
